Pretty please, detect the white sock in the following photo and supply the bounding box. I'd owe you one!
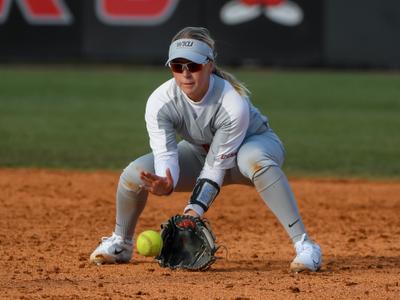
[253,166,306,244]
[114,181,147,239]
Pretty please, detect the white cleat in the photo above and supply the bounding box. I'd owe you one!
[90,233,133,265]
[290,234,322,272]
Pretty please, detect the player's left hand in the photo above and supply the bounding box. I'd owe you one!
[140,168,173,196]
[157,214,219,270]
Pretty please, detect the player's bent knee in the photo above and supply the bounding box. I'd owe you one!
[237,146,282,181]
[237,154,278,182]
[119,164,142,193]
[237,149,267,179]
[119,157,153,193]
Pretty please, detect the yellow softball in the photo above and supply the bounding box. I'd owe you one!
[136,230,163,257]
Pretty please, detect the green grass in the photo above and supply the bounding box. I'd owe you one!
[1,66,399,178]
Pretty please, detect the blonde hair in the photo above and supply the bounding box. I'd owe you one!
[171,27,250,97]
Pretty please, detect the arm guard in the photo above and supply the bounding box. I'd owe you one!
[185,178,220,215]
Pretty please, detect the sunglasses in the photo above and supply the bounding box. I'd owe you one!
[168,60,208,73]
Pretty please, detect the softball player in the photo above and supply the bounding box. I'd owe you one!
[90,27,322,272]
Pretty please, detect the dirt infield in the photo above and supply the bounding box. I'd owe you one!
[0,169,399,299]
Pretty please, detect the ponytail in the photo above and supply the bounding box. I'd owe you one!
[213,66,250,97]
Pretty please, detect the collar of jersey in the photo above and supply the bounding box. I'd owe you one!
[182,75,214,106]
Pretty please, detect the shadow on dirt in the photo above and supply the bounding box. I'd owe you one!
[209,255,400,273]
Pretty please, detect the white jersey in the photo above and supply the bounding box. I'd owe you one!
[145,74,268,188]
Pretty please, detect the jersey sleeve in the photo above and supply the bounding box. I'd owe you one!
[144,86,180,188]
[201,87,250,185]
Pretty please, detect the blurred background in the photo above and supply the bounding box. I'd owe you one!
[1,0,399,178]
[1,0,400,67]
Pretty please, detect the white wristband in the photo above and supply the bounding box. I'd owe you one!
[183,204,205,217]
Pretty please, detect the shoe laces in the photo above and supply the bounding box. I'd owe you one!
[100,233,132,246]
[295,233,315,255]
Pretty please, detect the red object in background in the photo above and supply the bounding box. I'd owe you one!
[0,0,72,24]
[24,0,62,16]
[0,0,179,26]
[97,0,179,25]
[103,0,171,17]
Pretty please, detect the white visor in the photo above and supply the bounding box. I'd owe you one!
[166,38,214,65]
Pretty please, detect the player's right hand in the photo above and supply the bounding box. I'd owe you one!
[140,168,174,196]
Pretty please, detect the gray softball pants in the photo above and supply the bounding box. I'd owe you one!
[115,129,307,243]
